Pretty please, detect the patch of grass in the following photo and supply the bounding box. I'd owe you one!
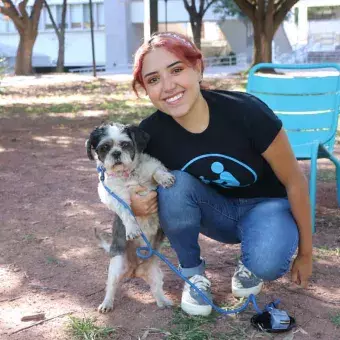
[317,169,336,182]
[49,103,83,113]
[46,256,61,265]
[315,246,340,257]
[0,102,86,117]
[330,312,340,327]
[165,307,218,340]
[23,233,36,242]
[67,316,115,340]
[163,307,255,340]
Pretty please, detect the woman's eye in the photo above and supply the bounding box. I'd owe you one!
[172,67,183,74]
[148,76,159,84]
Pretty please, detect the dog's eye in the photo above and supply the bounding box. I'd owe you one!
[99,144,110,152]
[121,142,131,148]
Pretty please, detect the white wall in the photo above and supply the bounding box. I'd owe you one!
[219,20,247,55]
[309,19,340,34]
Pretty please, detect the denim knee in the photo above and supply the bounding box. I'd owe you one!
[240,199,299,281]
[244,255,291,281]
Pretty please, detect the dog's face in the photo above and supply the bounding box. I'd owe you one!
[86,123,150,172]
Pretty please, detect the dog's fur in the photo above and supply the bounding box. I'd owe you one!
[86,122,174,313]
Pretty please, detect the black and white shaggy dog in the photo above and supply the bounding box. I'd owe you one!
[86,122,174,313]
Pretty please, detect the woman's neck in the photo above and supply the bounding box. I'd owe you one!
[173,91,209,133]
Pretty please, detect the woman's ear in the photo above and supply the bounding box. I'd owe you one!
[194,60,203,82]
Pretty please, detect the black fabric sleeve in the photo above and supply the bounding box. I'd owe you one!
[242,93,283,154]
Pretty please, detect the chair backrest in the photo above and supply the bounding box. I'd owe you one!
[247,63,340,158]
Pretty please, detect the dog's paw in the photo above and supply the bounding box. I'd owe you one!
[154,170,175,188]
[126,224,142,240]
[156,296,174,308]
[98,300,113,313]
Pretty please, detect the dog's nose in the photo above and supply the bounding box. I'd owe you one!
[112,150,121,158]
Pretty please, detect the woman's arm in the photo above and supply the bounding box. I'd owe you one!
[262,128,313,287]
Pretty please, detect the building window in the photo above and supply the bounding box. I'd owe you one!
[308,6,339,20]
[70,4,82,29]
[97,3,105,29]
[83,4,91,29]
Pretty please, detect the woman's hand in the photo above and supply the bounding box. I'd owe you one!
[291,252,313,288]
[130,186,158,216]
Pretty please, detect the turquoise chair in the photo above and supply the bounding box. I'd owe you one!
[247,63,340,233]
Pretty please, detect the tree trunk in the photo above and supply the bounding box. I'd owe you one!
[190,16,202,50]
[252,21,274,65]
[15,32,36,75]
[56,34,65,72]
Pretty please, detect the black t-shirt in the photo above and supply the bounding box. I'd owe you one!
[139,90,287,198]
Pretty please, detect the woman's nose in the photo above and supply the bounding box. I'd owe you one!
[162,75,176,92]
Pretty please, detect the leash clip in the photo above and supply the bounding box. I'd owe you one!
[97,165,106,182]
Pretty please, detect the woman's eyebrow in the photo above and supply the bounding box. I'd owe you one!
[143,61,182,79]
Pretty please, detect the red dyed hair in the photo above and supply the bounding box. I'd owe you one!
[132,32,204,96]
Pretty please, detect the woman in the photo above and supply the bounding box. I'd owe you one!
[130,32,313,316]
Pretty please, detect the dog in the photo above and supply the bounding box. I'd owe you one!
[86,122,175,313]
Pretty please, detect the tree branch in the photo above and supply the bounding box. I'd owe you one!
[274,0,288,14]
[0,0,24,30]
[0,5,12,17]
[43,0,60,38]
[265,0,275,39]
[18,0,29,22]
[257,0,264,20]
[1,0,19,17]
[233,0,256,22]
[31,0,44,32]
[61,0,67,33]
[274,0,299,32]
[182,0,190,12]
[198,0,204,16]
[202,0,218,17]
[191,0,197,13]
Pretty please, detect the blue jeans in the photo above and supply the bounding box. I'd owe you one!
[158,171,299,281]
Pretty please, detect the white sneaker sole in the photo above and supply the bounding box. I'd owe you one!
[232,281,264,298]
[181,300,212,316]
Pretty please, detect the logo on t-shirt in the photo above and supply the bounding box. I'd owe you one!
[181,154,257,189]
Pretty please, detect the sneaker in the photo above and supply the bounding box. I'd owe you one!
[232,261,264,298]
[181,274,212,316]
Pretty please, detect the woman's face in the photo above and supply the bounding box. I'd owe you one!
[141,47,201,119]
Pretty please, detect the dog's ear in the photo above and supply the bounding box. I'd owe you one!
[86,126,105,160]
[125,125,150,152]
[86,138,94,160]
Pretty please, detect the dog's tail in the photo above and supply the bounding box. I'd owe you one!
[94,228,111,253]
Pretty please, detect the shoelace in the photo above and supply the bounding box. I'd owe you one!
[187,275,211,290]
[236,263,254,279]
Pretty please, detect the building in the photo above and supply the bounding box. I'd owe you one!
[0,0,340,71]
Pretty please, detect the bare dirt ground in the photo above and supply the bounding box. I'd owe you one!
[0,76,339,340]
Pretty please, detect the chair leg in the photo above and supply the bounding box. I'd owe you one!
[309,146,318,234]
[327,153,340,206]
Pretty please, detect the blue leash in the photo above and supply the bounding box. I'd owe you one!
[97,165,281,316]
